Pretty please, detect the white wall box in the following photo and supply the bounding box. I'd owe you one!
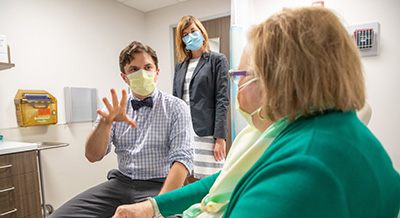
[64,87,98,123]
[347,22,380,57]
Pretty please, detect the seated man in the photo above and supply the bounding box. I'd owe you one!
[49,41,194,218]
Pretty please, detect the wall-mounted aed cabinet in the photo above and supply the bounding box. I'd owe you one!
[14,90,58,127]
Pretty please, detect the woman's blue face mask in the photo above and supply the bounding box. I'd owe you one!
[182,30,204,51]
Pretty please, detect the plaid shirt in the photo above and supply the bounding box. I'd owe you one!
[95,88,194,180]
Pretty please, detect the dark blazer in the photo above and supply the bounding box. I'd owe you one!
[173,51,230,139]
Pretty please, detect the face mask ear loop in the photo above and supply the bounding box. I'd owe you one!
[238,78,259,91]
[250,108,259,116]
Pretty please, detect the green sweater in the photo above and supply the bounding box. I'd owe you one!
[156,111,400,217]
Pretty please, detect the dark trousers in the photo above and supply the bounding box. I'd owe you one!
[49,169,165,218]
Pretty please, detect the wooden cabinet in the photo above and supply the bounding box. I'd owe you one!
[0,151,42,218]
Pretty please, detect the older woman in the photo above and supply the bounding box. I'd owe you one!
[113,7,400,218]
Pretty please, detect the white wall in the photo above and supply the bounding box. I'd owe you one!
[0,0,146,128]
[251,0,400,171]
[0,0,145,209]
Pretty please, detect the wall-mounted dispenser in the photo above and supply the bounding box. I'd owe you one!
[347,22,380,57]
[64,87,98,123]
[14,89,58,127]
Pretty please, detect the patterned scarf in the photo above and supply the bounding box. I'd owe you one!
[183,118,290,218]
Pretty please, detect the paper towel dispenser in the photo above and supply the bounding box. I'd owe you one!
[64,87,97,123]
[14,89,57,127]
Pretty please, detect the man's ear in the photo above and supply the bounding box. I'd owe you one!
[121,73,129,85]
[154,69,160,83]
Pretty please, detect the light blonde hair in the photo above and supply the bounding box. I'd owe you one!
[175,15,210,63]
[249,7,365,122]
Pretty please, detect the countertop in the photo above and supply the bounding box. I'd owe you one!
[0,141,69,155]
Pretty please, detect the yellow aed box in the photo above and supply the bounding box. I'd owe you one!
[14,89,57,127]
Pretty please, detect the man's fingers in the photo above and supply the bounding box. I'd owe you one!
[102,97,113,111]
[120,89,128,108]
[125,115,138,128]
[97,109,108,117]
[110,89,119,108]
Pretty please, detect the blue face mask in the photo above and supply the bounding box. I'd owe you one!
[182,30,204,51]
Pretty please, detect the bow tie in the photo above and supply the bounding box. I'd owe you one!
[131,97,153,111]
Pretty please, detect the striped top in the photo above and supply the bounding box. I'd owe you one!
[183,58,200,105]
[94,88,194,180]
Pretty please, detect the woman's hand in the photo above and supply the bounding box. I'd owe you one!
[97,88,137,128]
[214,138,226,161]
[112,200,155,218]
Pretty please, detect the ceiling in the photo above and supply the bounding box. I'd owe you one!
[115,0,193,13]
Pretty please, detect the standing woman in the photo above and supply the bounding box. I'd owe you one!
[173,15,230,180]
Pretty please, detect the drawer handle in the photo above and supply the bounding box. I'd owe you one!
[0,164,12,169]
[0,187,15,193]
[0,208,17,216]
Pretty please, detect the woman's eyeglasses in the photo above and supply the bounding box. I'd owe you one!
[229,70,249,85]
